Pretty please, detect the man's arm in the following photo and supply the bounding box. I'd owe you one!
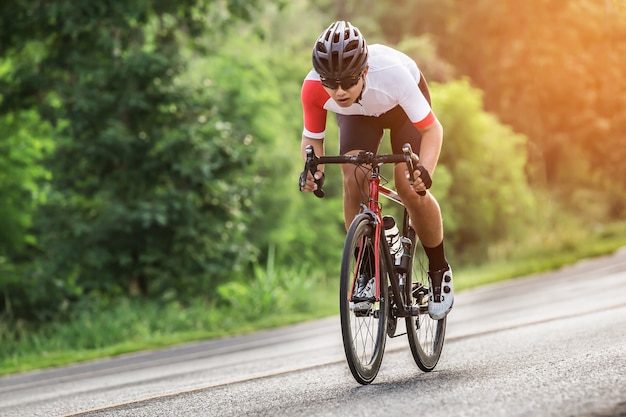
[407,116,443,194]
[301,135,325,163]
[416,117,443,176]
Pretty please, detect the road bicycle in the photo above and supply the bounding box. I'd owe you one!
[300,143,446,384]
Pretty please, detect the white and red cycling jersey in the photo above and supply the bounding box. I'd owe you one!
[301,44,435,140]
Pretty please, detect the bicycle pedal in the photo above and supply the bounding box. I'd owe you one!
[412,283,426,296]
[411,282,423,291]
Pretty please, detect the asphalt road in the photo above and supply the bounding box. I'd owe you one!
[1,248,625,417]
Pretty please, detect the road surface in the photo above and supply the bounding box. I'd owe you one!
[1,248,625,417]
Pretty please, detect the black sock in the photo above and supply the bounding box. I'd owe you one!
[422,241,449,272]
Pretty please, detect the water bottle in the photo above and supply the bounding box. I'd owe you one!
[397,237,412,273]
[383,215,403,266]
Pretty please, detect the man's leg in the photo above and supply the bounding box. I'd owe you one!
[394,163,453,319]
[387,106,448,270]
[394,165,443,247]
[341,151,370,230]
[336,113,383,230]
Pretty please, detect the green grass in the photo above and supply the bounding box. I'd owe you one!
[2,222,626,377]
[0,297,338,376]
[0,247,339,376]
[457,220,626,290]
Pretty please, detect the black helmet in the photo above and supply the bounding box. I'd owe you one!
[312,21,368,79]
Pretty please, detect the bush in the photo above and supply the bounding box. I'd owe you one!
[431,79,537,262]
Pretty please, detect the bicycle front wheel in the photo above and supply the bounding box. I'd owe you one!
[340,213,389,385]
[405,236,446,371]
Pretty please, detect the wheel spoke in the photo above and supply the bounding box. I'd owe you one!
[406,234,446,371]
[340,214,387,384]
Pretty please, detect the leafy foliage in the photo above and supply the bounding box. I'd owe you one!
[411,0,626,217]
[431,80,536,261]
[2,0,623,328]
[0,111,54,257]
[0,0,279,320]
[217,245,319,316]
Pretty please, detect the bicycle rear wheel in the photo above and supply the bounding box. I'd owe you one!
[405,233,446,371]
[340,213,389,385]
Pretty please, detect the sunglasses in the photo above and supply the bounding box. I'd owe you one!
[320,73,363,90]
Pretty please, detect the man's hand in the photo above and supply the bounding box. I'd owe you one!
[299,170,325,194]
[406,165,432,196]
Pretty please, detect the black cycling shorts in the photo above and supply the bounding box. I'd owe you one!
[337,73,431,156]
[337,105,423,156]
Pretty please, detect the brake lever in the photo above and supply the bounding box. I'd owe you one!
[302,145,325,198]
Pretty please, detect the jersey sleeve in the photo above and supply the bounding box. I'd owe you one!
[301,78,330,139]
[394,70,436,130]
[413,110,436,129]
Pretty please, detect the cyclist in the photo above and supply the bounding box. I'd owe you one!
[299,21,453,320]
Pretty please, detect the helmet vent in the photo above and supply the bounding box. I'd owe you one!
[345,40,359,53]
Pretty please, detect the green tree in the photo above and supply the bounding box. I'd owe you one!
[0,0,280,320]
[0,110,54,258]
[0,110,56,319]
[412,0,626,218]
[431,80,536,261]
[200,5,348,274]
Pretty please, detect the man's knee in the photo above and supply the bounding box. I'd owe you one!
[343,165,368,195]
[394,165,418,198]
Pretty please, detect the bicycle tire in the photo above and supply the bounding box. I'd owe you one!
[340,213,389,384]
[405,232,446,372]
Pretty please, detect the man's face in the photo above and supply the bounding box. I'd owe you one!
[321,68,367,107]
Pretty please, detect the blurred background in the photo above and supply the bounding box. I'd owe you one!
[1,0,625,373]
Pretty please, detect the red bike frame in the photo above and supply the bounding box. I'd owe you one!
[301,143,419,312]
[350,169,406,303]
